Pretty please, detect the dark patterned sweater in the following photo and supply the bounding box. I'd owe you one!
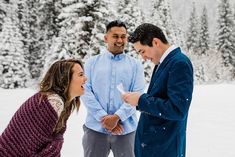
[0,92,65,157]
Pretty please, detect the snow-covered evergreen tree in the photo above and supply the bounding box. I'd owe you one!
[156,0,178,44]
[42,0,81,71]
[50,0,111,63]
[186,3,200,53]
[17,0,45,79]
[147,0,162,31]
[117,0,142,33]
[216,0,235,67]
[198,6,210,55]
[176,25,187,51]
[149,0,164,17]
[37,0,62,56]
[89,0,115,57]
[190,49,233,84]
[0,1,6,32]
[233,3,235,20]
[0,1,30,89]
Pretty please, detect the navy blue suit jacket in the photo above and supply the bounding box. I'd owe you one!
[135,48,194,157]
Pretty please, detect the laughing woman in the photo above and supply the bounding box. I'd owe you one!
[0,59,87,157]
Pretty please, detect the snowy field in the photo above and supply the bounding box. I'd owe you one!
[0,84,235,157]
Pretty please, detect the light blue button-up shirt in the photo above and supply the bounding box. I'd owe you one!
[81,49,145,135]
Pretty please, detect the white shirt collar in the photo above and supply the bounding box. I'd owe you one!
[159,45,177,64]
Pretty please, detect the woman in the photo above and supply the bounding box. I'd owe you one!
[0,59,87,157]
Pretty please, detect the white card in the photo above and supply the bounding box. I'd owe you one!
[116,83,126,94]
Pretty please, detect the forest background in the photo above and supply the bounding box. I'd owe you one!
[0,0,235,88]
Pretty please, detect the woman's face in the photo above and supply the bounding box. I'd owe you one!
[68,63,87,99]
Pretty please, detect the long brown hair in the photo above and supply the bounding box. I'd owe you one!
[39,59,83,134]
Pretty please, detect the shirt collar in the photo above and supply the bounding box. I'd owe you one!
[105,49,125,61]
[159,45,177,64]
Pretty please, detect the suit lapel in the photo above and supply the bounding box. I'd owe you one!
[147,48,181,93]
[147,64,159,92]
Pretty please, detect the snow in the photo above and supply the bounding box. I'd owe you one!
[0,84,235,157]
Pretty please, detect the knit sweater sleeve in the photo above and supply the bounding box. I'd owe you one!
[0,92,64,157]
[0,143,7,156]
[30,134,63,157]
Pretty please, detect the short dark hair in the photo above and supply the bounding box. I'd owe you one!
[106,20,127,32]
[128,23,168,46]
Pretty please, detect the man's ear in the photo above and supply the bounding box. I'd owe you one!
[152,38,159,47]
[104,35,108,43]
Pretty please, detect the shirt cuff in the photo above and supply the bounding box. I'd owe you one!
[115,105,135,122]
[95,110,108,121]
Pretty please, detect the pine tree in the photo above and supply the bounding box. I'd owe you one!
[148,0,163,30]
[186,3,199,52]
[150,0,164,17]
[37,0,62,56]
[198,6,210,55]
[43,0,84,69]
[117,0,142,33]
[0,1,30,89]
[216,0,235,67]
[157,0,177,44]
[88,0,115,57]
[233,3,235,77]
[190,48,233,84]
[50,0,111,63]
[0,1,6,32]
[17,0,45,79]
[233,3,235,20]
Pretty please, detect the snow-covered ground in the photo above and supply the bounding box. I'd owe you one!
[0,84,235,157]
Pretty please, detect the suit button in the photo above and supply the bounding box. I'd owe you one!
[141,143,147,148]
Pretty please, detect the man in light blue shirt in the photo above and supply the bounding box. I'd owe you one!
[81,20,145,157]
